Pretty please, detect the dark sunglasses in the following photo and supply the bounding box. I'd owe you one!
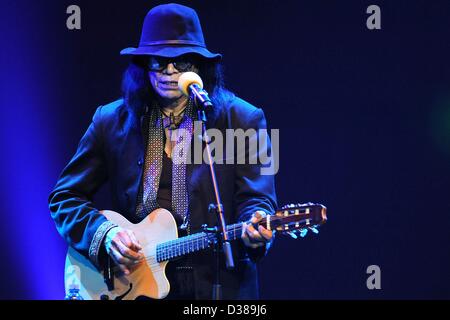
[148,56,196,72]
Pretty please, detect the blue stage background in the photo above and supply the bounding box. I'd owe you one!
[0,0,449,299]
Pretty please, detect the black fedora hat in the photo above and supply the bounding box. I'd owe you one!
[120,3,221,59]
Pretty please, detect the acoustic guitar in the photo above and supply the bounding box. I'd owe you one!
[64,203,327,300]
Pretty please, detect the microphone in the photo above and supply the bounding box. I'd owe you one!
[178,72,213,109]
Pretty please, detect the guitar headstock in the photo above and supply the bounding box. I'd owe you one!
[265,202,327,239]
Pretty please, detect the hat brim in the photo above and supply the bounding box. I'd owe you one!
[120,45,222,60]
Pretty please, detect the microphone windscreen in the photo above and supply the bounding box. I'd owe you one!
[178,72,204,96]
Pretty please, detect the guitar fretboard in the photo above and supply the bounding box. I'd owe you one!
[155,206,322,262]
[156,222,245,262]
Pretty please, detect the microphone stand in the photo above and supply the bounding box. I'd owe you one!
[193,92,234,300]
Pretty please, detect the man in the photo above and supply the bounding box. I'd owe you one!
[49,3,277,299]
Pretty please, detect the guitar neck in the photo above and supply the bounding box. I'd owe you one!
[155,223,244,262]
[155,204,325,262]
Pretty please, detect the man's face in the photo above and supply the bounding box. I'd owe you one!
[148,55,199,103]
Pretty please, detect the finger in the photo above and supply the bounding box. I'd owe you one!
[109,247,130,275]
[241,230,264,248]
[113,239,142,262]
[241,223,249,239]
[115,239,142,261]
[118,231,134,249]
[124,230,143,256]
[258,225,273,241]
[110,245,135,267]
[118,230,142,257]
[246,224,263,242]
[127,230,142,251]
[250,211,267,224]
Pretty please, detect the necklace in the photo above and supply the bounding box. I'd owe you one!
[161,108,186,130]
[160,99,191,130]
[161,99,192,158]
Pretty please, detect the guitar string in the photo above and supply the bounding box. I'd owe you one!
[107,224,246,274]
[147,215,314,264]
[107,214,314,274]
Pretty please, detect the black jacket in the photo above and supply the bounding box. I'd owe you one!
[49,95,277,299]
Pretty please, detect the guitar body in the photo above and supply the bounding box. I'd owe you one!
[65,208,178,300]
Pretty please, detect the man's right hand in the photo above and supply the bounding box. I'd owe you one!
[104,226,144,275]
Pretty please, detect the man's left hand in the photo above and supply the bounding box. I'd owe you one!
[241,210,273,248]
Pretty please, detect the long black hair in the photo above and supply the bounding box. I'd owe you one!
[121,54,233,119]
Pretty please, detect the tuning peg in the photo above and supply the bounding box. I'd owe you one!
[299,229,308,238]
[282,204,295,210]
[308,226,319,234]
[287,231,298,239]
[296,202,315,207]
